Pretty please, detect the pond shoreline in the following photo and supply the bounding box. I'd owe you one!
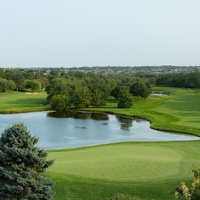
[0,108,200,138]
[0,111,199,150]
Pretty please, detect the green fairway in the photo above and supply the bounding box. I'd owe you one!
[0,91,50,113]
[47,141,200,199]
[48,144,181,182]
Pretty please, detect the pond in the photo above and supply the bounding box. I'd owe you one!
[0,112,199,149]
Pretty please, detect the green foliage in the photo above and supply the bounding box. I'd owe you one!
[156,72,200,88]
[174,167,200,200]
[45,73,152,110]
[91,89,107,107]
[72,85,91,108]
[50,94,71,112]
[0,78,9,92]
[111,86,122,99]
[23,79,42,92]
[86,77,111,100]
[117,86,133,108]
[130,82,150,99]
[4,69,25,91]
[0,78,16,92]
[0,124,54,200]
[7,80,16,91]
[45,77,69,102]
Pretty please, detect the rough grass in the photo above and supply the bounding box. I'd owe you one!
[47,141,200,200]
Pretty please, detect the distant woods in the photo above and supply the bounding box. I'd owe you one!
[0,68,48,92]
[0,67,200,111]
[156,72,200,88]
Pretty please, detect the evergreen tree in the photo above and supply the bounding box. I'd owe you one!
[0,123,54,200]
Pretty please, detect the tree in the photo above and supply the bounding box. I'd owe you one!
[91,89,106,107]
[117,86,133,108]
[45,77,69,102]
[86,77,110,101]
[72,86,91,108]
[50,94,71,112]
[111,86,122,99]
[23,80,42,92]
[0,124,54,200]
[4,70,25,91]
[0,78,16,92]
[7,80,16,91]
[0,78,8,92]
[130,82,150,99]
[187,72,200,88]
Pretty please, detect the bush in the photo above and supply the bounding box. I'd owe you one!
[174,167,200,200]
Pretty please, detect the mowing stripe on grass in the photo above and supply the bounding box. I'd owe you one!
[48,143,182,182]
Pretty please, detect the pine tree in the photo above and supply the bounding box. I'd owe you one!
[0,123,54,200]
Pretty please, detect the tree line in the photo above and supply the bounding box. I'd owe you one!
[1,68,200,110]
[45,75,151,111]
[0,68,48,92]
[1,68,200,91]
[155,72,200,88]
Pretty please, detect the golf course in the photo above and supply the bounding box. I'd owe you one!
[0,87,200,199]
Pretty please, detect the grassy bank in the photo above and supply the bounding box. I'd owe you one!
[47,141,200,200]
[85,87,200,136]
[0,87,200,136]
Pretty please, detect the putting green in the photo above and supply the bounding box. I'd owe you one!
[48,143,182,182]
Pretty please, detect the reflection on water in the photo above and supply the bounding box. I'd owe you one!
[90,113,109,120]
[48,111,90,119]
[116,115,133,131]
[0,112,199,150]
[48,111,109,120]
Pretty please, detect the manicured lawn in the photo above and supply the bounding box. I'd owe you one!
[48,144,181,182]
[47,141,200,200]
[0,91,50,113]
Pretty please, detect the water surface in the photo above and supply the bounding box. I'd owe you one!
[0,112,199,149]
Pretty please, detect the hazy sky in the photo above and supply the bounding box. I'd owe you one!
[0,0,200,68]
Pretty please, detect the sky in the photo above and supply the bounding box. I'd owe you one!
[0,0,200,68]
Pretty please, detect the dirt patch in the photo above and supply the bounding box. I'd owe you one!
[25,92,40,95]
